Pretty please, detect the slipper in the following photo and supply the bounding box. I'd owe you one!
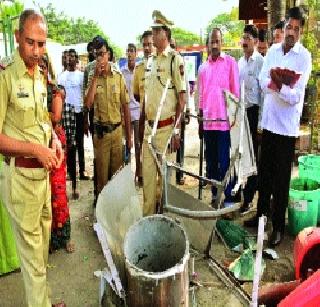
[72,191,79,200]
[65,241,75,253]
[135,176,143,188]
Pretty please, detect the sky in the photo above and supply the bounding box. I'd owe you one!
[22,0,238,49]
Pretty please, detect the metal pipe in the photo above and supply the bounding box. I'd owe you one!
[166,161,222,187]
[164,202,241,219]
[198,136,204,200]
[208,257,251,306]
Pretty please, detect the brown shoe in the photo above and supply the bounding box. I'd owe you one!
[52,302,66,307]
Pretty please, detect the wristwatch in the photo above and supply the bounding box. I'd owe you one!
[174,128,180,135]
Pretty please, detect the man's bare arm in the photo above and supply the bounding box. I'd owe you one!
[139,101,145,147]
[175,91,186,128]
[123,103,132,149]
[84,76,97,109]
[0,133,59,170]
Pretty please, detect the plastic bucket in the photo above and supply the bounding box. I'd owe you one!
[288,178,320,236]
[279,268,320,306]
[298,155,320,182]
[293,227,320,280]
[298,155,320,222]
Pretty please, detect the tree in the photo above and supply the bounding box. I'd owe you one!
[40,3,121,57]
[302,0,320,73]
[0,0,24,55]
[171,27,200,47]
[136,27,200,48]
[206,7,244,47]
[0,0,23,21]
[268,0,286,31]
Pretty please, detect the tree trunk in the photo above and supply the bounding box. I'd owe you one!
[268,0,286,31]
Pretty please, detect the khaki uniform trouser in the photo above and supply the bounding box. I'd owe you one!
[93,125,123,195]
[0,160,51,307]
[142,124,172,216]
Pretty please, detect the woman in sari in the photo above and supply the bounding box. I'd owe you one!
[39,55,75,253]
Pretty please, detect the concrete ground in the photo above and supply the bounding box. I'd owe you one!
[0,114,301,306]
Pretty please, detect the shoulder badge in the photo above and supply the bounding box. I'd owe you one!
[111,62,121,74]
[0,55,14,68]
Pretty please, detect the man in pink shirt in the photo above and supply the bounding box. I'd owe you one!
[198,28,240,206]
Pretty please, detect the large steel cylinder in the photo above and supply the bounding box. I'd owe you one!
[124,215,189,306]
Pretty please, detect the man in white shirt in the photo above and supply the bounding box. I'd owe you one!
[273,20,285,44]
[121,43,141,180]
[244,7,312,247]
[58,49,88,199]
[238,24,264,214]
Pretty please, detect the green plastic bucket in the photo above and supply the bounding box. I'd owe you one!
[298,155,320,182]
[298,155,320,221]
[288,178,320,236]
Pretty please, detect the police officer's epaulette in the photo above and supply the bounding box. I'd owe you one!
[110,62,121,74]
[0,55,14,68]
[169,49,179,56]
[135,61,144,68]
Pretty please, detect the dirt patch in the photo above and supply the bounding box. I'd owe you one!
[0,119,298,306]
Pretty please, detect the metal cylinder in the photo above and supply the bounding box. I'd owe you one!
[124,215,189,306]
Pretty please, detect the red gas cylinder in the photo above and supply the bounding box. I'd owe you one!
[278,269,320,307]
[294,227,320,280]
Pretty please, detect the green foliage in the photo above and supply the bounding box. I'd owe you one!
[171,27,200,47]
[0,0,23,19]
[0,1,121,57]
[0,0,23,31]
[206,7,244,47]
[40,3,121,57]
[136,27,200,48]
[41,4,103,44]
[302,0,320,73]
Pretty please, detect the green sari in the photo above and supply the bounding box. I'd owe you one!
[0,155,20,275]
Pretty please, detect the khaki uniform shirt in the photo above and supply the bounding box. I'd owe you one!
[0,50,51,147]
[133,59,146,104]
[144,46,186,121]
[87,65,129,124]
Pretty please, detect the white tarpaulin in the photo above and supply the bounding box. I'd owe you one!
[95,164,142,282]
[225,90,257,187]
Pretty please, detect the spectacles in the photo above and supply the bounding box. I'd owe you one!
[96,51,108,57]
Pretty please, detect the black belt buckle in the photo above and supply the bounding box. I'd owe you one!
[94,124,104,139]
[104,125,114,133]
[94,123,120,137]
[103,123,120,134]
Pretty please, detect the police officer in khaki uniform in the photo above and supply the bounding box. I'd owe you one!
[133,30,153,185]
[85,38,131,196]
[140,11,186,216]
[0,10,64,307]
[133,30,153,109]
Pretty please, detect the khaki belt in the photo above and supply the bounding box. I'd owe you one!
[4,156,43,168]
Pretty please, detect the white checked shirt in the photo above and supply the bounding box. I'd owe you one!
[58,70,84,113]
[259,42,312,137]
[238,50,264,107]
